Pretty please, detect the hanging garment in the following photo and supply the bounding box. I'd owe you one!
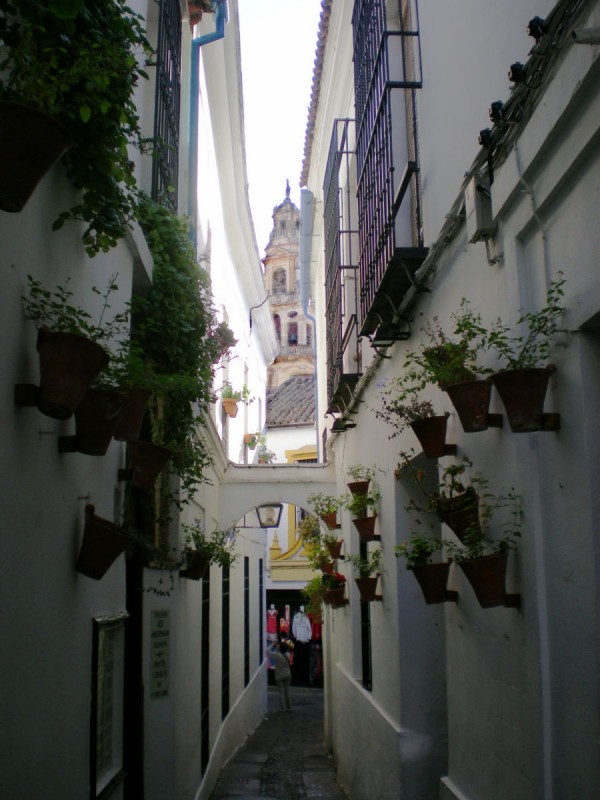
[279,617,290,634]
[309,643,323,684]
[308,613,322,641]
[266,608,278,634]
[292,611,312,643]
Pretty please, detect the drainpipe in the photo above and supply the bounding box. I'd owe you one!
[300,188,320,459]
[189,1,229,231]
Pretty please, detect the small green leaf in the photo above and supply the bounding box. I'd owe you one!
[79,104,91,123]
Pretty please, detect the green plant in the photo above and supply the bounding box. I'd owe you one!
[257,445,277,464]
[182,523,238,569]
[485,274,566,368]
[132,195,229,506]
[443,523,520,564]
[297,514,321,543]
[307,493,341,517]
[221,382,252,403]
[395,535,443,568]
[302,575,327,616]
[375,391,435,438]
[321,530,341,547]
[309,546,334,574]
[346,549,382,578]
[342,487,381,519]
[321,570,347,590]
[346,464,374,482]
[22,273,130,341]
[0,0,154,255]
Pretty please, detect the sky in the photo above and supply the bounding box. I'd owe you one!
[237,0,323,256]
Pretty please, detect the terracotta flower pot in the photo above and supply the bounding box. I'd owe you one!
[113,388,151,441]
[62,388,129,455]
[127,440,172,489]
[35,327,109,419]
[411,562,453,604]
[324,587,346,608]
[183,550,210,581]
[352,515,379,542]
[244,433,257,449]
[0,101,72,212]
[325,540,343,560]
[346,480,370,496]
[76,504,128,580]
[445,379,493,433]
[458,552,507,608]
[410,414,450,458]
[355,576,379,602]
[437,488,481,542]
[320,512,338,530]
[222,397,239,418]
[491,366,555,432]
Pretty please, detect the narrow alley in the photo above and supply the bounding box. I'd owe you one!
[210,688,347,800]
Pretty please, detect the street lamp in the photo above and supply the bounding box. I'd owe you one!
[256,504,283,528]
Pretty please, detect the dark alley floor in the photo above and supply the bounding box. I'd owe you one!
[209,687,348,800]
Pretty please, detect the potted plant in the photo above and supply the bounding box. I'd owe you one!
[75,503,131,580]
[395,534,455,604]
[0,0,153,255]
[18,274,133,419]
[307,492,342,529]
[322,530,344,560]
[321,570,347,608]
[375,388,454,458]
[181,524,238,581]
[302,575,326,621]
[483,274,565,432]
[244,431,265,450]
[342,487,381,541]
[220,382,252,418]
[297,514,321,553]
[309,545,334,575]
[401,457,484,542]
[347,549,382,602]
[257,444,277,464]
[346,464,374,496]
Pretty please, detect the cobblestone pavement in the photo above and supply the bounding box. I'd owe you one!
[210,687,348,800]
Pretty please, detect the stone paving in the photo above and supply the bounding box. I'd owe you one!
[210,687,348,800]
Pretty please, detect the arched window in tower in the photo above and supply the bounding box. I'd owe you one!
[306,323,312,347]
[288,322,298,346]
[273,268,287,294]
[273,314,281,343]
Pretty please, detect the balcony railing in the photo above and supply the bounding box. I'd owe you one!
[270,290,300,305]
[277,345,314,357]
[352,0,427,336]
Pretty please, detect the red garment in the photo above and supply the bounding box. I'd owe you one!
[279,618,290,634]
[308,613,322,640]
[266,609,278,634]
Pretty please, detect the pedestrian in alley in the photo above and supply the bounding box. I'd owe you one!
[269,639,292,712]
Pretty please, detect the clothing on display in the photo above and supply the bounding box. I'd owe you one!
[292,609,312,643]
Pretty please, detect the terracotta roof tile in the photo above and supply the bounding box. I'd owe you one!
[266,375,316,427]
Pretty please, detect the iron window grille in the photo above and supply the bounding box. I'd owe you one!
[152,0,182,211]
[352,0,428,336]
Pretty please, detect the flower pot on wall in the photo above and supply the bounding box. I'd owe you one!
[410,415,454,458]
[324,587,346,608]
[352,515,379,542]
[183,550,210,581]
[410,562,455,604]
[491,366,558,432]
[35,327,109,419]
[0,102,72,212]
[325,539,343,560]
[437,488,481,542]
[222,397,239,418]
[346,480,370,496]
[76,504,128,580]
[458,553,508,608]
[244,433,257,449]
[320,512,338,530]
[355,576,379,602]
[127,440,172,489]
[59,388,129,455]
[113,388,151,441]
[445,380,493,433]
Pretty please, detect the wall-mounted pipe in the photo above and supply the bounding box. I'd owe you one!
[188,1,229,230]
[300,188,320,459]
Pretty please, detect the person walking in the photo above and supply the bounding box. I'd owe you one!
[269,640,292,711]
